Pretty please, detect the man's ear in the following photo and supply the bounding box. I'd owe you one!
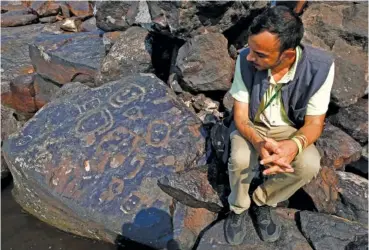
[280,48,296,60]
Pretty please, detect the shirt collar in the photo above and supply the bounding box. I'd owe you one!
[268,46,302,84]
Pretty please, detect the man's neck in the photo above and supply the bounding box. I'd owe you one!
[270,53,296,82]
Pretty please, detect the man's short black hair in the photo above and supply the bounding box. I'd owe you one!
[248,6,304,52]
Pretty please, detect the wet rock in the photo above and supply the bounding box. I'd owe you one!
[1,14,39,27]
[176,33,234,92]
[172,201,217,250]
[2,74,207,249]
[329,99,368,145]
[39,16,58,23]
[80,17,98,32]
[66,1,93,18]
[30,1,61,17]
[158,165,224,213]
[33,75,62,110]
[299,211,368,250]
[29,31,105,85]
[303,167,368,225]
[95,27,153,85]
[60,17,83,32]
[95,1,135,32]
[198,208,313,250]
[1,23,44,81]
[302,2,368,107]
[316,122,362,170]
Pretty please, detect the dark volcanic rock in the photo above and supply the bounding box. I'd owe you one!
[39,16,58,24]
[1,1,29,12]
[176,33,234,92]
[95,1,135,32]
[299,211,368,250]
[33,75,62,110]
[2,74,207,249]
[80,17,98,32]
[1,24,45,81]
[1,74,37,114]
[30,1,61,17]
[302,2,368,107]
[316,122,362,170]
[66,1,93,17]
[52,82,90,101]
[329,99,368,145]
[198,208,313,250]
[95,1,267,40]
[95,27,153,85]
[158,165,225,213]
[172,201,217,250]
[1,14,39,27]
[1,105,24,179]
[303,166,368,225]
[29,31,105,85]
[102,31,123,53]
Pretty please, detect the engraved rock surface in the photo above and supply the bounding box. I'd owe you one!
[2,74,207,249]
[299,211,368,250]
[303,167,368,225]
[329,98,368,145]
[198,208,313,250]
[29,31,105,85]
[316,122,362,170]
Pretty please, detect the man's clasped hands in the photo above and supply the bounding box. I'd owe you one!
[255,138,299,176]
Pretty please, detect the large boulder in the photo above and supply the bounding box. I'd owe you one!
[302,2,368,107]
[29,31,105,85]
[303,167,368,225]
[198,208,313,250]
[329,98,368,145]
[95,27,153,85]
[95,1,267,40]
[316,122,362,170]
[1,23,44,81]
[2,74,207,249]
[299,211,368,250]
[176,33,234,92]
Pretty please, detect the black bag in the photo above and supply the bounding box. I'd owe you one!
[210,111,235,165]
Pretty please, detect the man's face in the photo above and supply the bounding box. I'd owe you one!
[246,31,283,71]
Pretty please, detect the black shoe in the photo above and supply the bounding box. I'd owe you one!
[251,205,281,242]
[224,211,248,245]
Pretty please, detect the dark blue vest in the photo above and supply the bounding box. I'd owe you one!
[239,44,333,128]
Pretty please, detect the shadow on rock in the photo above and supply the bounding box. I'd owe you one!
[115,207,181,250]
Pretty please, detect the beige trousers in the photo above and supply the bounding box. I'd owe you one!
[228,124,321,214]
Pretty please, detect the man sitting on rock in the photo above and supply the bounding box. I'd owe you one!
[225,6,334,245]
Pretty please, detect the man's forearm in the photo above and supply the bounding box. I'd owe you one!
[235,118,264,149]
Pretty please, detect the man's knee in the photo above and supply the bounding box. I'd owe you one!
[293,145,321,182]
[229,147,253,170]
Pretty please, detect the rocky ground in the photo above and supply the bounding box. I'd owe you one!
[1,1,368,250]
